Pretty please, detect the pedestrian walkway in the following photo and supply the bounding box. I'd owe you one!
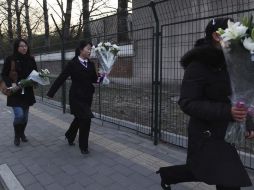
[0,94,253,190]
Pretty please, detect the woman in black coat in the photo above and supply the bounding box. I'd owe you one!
[47,40,99,155]
[1,39,37,146]
[157,18,254,190]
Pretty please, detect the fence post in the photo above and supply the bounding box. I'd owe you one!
[149,1,161,145]
[51,14,66,113]
[61,40,67,113]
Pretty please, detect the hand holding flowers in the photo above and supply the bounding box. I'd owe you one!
[8,69,50,94]
[216,16,254,145]
[231,102,248,122]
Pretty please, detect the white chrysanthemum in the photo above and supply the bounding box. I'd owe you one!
[41,69,50,74]
[104,42,111,47]
[221,20,248,41]
[243,37,254,51]
[101,46,106,51]
[112,44,120,50]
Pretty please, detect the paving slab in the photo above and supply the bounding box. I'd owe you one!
[0,94,253,190]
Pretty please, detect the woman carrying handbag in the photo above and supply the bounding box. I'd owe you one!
[1,39,37,146]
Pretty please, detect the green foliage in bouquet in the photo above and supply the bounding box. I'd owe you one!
[19,79,34,88]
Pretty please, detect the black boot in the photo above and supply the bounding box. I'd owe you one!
[156,169,171,190]
[20,123,28,142]
[13,124,21,146]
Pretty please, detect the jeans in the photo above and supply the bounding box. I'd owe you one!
[12,107,29,125]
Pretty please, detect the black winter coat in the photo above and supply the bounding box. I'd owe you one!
[1,54,37,107]
[47,57,98,119]
[179,43,252,187]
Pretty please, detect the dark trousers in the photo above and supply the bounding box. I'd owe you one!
[160,165,240,190]
[65,117,91,150]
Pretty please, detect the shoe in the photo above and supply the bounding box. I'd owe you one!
[20,135,28,142]
[156,170,171,190]
[65,137,75,146]
[80,149,89,154]
[14,137,20,146]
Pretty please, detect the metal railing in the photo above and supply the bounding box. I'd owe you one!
[1,0,254,169]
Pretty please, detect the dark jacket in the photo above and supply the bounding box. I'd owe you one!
[179,43,252,187]
[1,54,37,107]
[47,57,98,119]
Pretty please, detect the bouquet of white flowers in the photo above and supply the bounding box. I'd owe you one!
[95,42,120,84]
[8,69,50,94]
[217,16,254,146]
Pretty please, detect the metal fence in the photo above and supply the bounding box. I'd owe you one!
[1,0,254,169]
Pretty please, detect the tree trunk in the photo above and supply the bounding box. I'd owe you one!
[75,13,83,40]
[0,22,5,55]
[24,0,32,45]
[43,0,50,48]
[7,0,13,44]
[15,0,22,38]
[63,0,73,41]
[117,0,129,43]
[82,0,91,41]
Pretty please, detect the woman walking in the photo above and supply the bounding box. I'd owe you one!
[157,18,254,190]
[1,39,37,146]
[47,40,99,155]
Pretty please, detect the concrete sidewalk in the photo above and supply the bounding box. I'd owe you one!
[0,94,253,190]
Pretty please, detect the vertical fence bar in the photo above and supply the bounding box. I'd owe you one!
[150,1,161,145]
[61,40,66,113]
[51,14,66,113]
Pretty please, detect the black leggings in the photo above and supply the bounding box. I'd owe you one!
[159,165,240,190]
[65,117,91,150]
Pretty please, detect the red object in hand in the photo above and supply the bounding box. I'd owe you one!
[97,73,105,83]
[236,101,246,108]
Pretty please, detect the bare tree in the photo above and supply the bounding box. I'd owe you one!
[49,0,73,41]
[117,0,129,43]
[15,0,22,38]
[43,0,50,47]
[82,0,91,40]
[63,0,73,40]
[7,0,13,44]
[24,0,32,45]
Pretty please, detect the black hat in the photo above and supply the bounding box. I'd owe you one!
[205,18,233,40]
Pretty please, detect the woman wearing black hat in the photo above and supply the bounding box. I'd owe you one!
[157,18,254,190]
[47,40,100,155]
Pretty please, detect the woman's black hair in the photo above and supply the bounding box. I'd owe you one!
[13,39,30,56]
[205,18,232,40]
[195,17,233,46]
[74,40,93,58]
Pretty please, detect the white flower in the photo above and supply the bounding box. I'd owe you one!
[243,37,254,51]
[221,20,248,41]
[98,42,103,47]
[101,46,106,51]
[41,69,50,74]
[112,44,120,50]
[104,42,111,47]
